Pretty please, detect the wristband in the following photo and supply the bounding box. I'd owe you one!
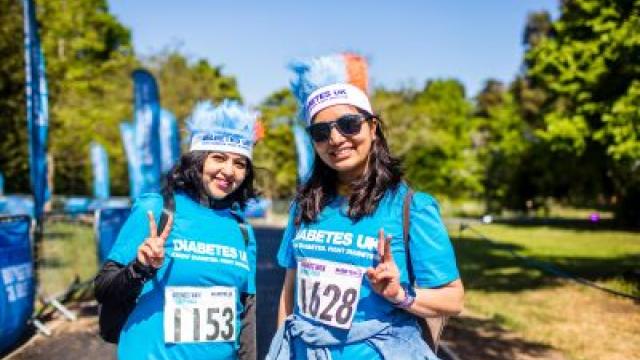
[392,287,415,309]
[131,259,157,281]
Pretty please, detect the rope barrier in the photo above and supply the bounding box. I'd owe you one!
[458,223,640,302]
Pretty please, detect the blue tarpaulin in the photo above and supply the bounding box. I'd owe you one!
[0,196,34,217]
[63,197,92,217]
[0,216,34,353]
[88,198,130,212]
[94,207,130,264]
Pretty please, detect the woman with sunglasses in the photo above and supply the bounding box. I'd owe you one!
[268,56,464,360]
[95,101,258,360]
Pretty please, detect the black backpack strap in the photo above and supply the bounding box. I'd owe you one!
[159,191,175,234]
[230,208,250,246]
[402,187,447,354]
[229,205,255,360]
[238,222,250,247]
[238,292,256,360]
[402,189,416,284]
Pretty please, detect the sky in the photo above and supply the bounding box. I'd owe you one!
[108,1,559,106]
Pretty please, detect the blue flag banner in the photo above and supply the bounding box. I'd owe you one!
[23,0,49,220]
[0,216,34,353]
[159,108,181,174]
[120,122,143,199]
[0,172,4,196]
[293,122,315,184]
[90,142,110,200]
[94,207,130,264]
[132,69,161,195]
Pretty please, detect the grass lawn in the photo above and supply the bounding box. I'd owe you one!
[35,216,639,360]
[39,219,98,296]
[450,220,640,360]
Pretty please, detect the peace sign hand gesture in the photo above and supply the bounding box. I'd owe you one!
[136,210,174,269]
[366,229,405,304]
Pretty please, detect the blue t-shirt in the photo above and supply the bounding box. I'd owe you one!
[276,184,459,359]
[108,193,257,360]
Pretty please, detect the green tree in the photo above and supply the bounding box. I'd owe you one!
[514,11,554,127]
[373,80,482,199]
[34,0,137,195]
[0,1,243,197]
[525,0,640,223]
[475,79,505,117]
[147,50,242,124]
[475,79,554,214]
[0,0,29,193]
[523,10,554,49]
[253,88,298,199]
[0,0,134,195]
[474,83,530,212]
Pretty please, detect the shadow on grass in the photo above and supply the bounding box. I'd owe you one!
[38,257,65,269]
[454,235,640,293]
[494,217,639,232]
[43,231,73,241]
[443,315,564,360]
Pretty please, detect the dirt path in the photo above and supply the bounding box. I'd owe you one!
[5,307,567,360]
[5,304,115,360]
[3,225,569,360]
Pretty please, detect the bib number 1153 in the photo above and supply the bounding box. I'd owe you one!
[164,286,236,343]
[296,258,364,329]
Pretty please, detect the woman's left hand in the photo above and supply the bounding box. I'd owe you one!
[366,229,405,304]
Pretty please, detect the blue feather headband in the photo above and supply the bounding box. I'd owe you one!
[289,54,347,119]
[187,100,257,159]
[289,53,369,123]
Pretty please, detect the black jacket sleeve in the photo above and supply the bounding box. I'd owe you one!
[94,260,157,305]
[238,293,257,360]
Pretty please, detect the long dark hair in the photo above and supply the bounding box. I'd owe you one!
[163,150,256,209]
[295,112,403,224]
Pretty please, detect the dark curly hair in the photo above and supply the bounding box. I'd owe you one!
[295,110,403,224]
[162,150,256,209]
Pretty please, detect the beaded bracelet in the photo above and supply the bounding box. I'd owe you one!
[392,287,415,309]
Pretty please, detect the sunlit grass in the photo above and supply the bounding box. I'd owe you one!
[35,215,640,359]
[38,219,98,296]
[437,199,615,221]
[450,221,640,360]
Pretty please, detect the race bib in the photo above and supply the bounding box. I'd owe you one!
[164,286,236,343]
[296,258,365,329]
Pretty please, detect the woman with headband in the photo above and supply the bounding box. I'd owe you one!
[268,54,464,360]
[95,101,258,359]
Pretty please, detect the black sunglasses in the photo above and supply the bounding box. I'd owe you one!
[307,114,372,142]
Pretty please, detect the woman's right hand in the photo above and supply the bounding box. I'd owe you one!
[136,210,174,269]
[366,229,404,304]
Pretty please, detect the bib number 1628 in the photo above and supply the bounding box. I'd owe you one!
[296,258,364,329]
[299,279,358,326]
